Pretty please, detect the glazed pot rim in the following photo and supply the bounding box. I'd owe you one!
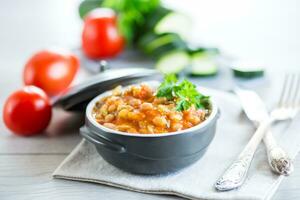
[85,81,219,138]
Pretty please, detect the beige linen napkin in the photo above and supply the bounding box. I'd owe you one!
[53,88,300,200]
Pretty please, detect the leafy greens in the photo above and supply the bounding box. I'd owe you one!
[102,0,161,43]
[156,74,210,111]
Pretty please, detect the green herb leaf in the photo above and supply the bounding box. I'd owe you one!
[156,74,177,100]
[156,74,210,111]
[176,98,191,111]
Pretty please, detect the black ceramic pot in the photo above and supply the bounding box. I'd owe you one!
[80,82,219,175]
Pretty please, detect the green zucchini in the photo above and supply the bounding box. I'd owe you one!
[189,52,218,77]
[156,51,190,74]
[142,7,171,33]
[138,33,186,58]
[231,62,265,78]
[153,11,192,39]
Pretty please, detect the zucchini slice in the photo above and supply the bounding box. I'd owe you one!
[189,52,218,77]
[156,51,190,74]
[154,12,192,39]
[231,62,265,78]
[142,7,171,32]
[139,33,186,58]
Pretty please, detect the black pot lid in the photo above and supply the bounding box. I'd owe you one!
[53,68,163,111]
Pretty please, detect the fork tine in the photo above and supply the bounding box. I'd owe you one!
[278,74,291,107]
[286,73,298,108]
[278,74,289,107]
[282,73,300,108]
[292,73,300,108]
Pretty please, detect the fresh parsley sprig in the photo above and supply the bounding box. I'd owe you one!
[156,74,210,111]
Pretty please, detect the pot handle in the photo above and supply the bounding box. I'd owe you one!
[80,127,126,153]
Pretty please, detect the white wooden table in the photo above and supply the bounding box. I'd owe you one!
[1,0,300,199]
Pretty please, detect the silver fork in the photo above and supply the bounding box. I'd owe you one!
[215,73,300,191]
[265,74,300,175]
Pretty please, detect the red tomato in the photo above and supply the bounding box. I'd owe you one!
[3,86,52,136]
[23,49,79,96]
[82,8,124,59]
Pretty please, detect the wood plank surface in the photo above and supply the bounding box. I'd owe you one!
[0,155,300,200]
[0,155,181,200]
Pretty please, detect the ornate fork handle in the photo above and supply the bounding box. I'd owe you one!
[215,118,273,191]
[264,132,294,175]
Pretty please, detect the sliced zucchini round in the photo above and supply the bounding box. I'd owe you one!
[142,7,171,32]
[154,12,192,39]
[138,33,186,58]
[156,51,190,74]
[189,52,218,77]
[137,33,156,50]
[231,62,265,78]
[143,33,182,53]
